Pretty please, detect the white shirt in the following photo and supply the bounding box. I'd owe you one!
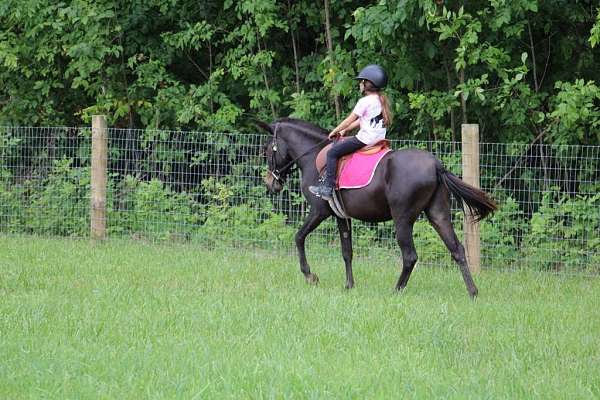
[352,94,386,145]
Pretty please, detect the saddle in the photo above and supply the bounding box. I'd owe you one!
[315,138,391,187]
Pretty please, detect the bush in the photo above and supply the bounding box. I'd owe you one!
[412,217,456,266]
[481,196,528,269]
[0,171,25,233]
[196,177,295,245]
[520,189,600,271]
[24,158,89,236]
[112,176,201,240]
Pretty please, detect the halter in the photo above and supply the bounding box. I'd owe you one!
[268,123,330,185]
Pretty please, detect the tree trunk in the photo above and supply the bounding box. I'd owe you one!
[209,41,214,113]
[444,58,456,142]
[257,35,277,119]
[324,0,341,119]
[527,21,539,92]
[287,0,301,93]
[459,68,467,124]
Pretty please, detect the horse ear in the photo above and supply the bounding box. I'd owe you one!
[254,120,273,134]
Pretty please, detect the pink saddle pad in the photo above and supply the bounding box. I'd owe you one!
[338,148,391,189]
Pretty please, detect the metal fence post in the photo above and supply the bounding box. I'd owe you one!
[461,124,481,273]
[91,115,108,240]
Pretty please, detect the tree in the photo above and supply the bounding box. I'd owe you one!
[1,0,598,145]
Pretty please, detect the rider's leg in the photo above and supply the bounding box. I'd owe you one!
[324,137,366,187]
[310,137,365,200]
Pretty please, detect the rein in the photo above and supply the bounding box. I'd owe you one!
[269,123,330,184]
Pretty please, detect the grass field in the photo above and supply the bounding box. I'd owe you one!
[1,235,599,399]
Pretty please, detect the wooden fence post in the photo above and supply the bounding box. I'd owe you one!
[461,124,481,273]
[91,115,108,240]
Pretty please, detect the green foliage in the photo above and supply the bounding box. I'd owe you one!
[0,0,121,125]
[198,177,295,245]
[0,156,597,272]
[521,189,600,271]
[481,196,528,268]
[413,216,457,265]
[550,80,600,145]
[2,0,600,144]
[0,176,25,233]
[24,158,89,236]
[112,176,200,240]
[590,8,600,48]
[408,90,458,140]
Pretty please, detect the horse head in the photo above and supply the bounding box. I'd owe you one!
[256,120,291,193]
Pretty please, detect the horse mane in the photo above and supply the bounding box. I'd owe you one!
[276,118,328,142]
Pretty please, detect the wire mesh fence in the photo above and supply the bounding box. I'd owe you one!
[1,125,598,272]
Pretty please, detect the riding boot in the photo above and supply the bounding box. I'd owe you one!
[309,182,333,200]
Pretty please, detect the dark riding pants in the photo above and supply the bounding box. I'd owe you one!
[325,136,365,187]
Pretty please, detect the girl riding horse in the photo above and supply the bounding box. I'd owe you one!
[309,64,392,201]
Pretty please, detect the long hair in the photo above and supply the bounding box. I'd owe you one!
[363,80,393,127]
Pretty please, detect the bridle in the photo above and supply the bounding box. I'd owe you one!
[267,123,330,185]
[267,123,287,184]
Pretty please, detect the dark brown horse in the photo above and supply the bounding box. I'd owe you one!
[261,118,496,297]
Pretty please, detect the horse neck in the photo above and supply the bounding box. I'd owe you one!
[280,123,327,173]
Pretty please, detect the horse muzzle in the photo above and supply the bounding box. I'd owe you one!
[264,171,284,193]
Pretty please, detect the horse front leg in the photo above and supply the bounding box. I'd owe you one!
[336,217,354,289]
[295,209,329,285]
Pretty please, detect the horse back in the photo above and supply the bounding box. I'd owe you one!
[385,148,440,184]
[339,148,440,222]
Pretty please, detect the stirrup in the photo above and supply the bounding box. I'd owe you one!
[309,183,333,200]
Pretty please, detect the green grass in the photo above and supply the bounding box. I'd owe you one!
[1,235,599,399]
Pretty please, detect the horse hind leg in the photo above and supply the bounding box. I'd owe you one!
[425,187,478,298]
[393,219,418,292]
[336,217,354,289]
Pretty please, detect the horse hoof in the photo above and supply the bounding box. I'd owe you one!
[306,274,319,285]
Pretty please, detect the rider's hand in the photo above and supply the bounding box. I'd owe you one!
[328,130,338,140]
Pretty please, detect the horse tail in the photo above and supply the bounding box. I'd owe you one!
[436,164,497,222]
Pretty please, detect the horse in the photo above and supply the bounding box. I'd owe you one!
[260,118,497,298]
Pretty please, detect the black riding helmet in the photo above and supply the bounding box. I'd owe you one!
[355,64,388,89]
